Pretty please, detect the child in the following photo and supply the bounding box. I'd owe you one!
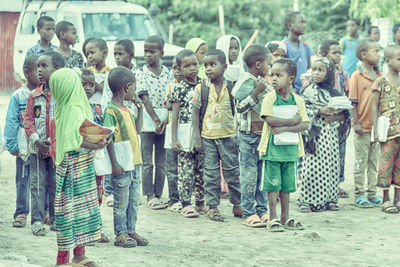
[55,21,84,68]
[185,38,208,80]
[340,19,362,77]
[349,38,382,208]
[164,56,184,211]
[283,11,314,93]
[24,51,64,235]
[82,37,94,67]
[372,44,400,214]
[393,24,400,46]
[232,44,271,228]
[298,57,350,212]
[26,16,57,57]
[104,66,148,248]
[216,35,244,83]
[170,49,205,218]
[259,58,309,231]
[320,39,350,198]
[192,49,242,221]
[367,26,385,71]
[49,68,104,267]
[266,41,287,63]
[4,55,39,228]
[137,35,173,209]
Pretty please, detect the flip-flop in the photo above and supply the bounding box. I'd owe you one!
[147,197,168,210]
[283,217,304,230]
[369,196,383,207]
[267,219,284,232]
[355,195,374,208]
[241,214,267,228]
[381,201,399,214]
[168,202,182,212]
[180,205,199,218]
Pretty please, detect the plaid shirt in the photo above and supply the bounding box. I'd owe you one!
[26,41,57,57]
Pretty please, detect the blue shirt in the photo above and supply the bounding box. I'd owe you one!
[340,36,362,77]
[283,37,313,93]
[26,41,57,57]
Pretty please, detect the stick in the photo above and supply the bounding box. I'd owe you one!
[243,30,259,54]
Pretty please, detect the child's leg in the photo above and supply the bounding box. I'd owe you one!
[95,175,104,206]
[338,138,346,183]
[47,157,57,225]
[392,138,400,205]
[255,158,268,217]
[267,192,279,220]
[141,132,155,199]
[366,139,380,199]
[193,151,205,207]
[165,149,179,203]
[112,174,131,236]
[14,157,31,219]
[126,170,140,235]
[263,161,282,220]
[202,138,221,209]
[177,151,195,207]
[279,191,290,221]
[377,139,397,202]
[154,134,166,199]
[353,132,370,197]
[30,154,47,224]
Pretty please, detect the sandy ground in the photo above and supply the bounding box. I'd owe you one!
[0,93,399,267]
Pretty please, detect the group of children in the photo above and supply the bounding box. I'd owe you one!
[3,11,400,266]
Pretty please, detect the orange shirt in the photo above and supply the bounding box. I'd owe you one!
[348,66,381,132]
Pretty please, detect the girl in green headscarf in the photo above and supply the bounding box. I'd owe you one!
[50,68,106,267]
[185,38,208,80]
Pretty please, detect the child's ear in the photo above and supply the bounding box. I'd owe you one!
[255,61,261,69]
[102,49,108,58]
[160,49,164,58]
[289,75,295,84]
[223,63,227,71]
[130,52,135,60]
[23,68,29,78]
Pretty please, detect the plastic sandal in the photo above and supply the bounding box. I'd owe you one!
[369,196,383,207]
[355,195,374,208]
[12,214,27,228]
[180,205,199,218]
[241,214,267,228]
[147,197,168,210]
[114,233,137,248]
[267,219,284,232]
[207,208,224,222]
[283,217,305,230]
[381,201,399,214]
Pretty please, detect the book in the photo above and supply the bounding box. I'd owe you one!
[328,96,353,111]
[164,123,193,152]
[272,105,299,145]
[142,108,169,132]
[371,116,390,142]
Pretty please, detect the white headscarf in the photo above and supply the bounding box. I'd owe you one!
[216,35,244,82]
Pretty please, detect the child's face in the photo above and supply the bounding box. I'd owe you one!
[172,58,184,82]
[369,28,380,42]
[271,48,286,63]
[387,49,400,73]
[144,42,163,66]
[37,55,56,84]
[38,21,55,42]
[394,29,400,44]
[257,55,271,77]
[124,81,136,101]
[114,44,133,68]
[326,44,342,65]
[82,74,95,99]
[312,61,328,84]
[62,26,77,45]
[180,55,199,81]
[363,42,380,66]
[85,42,106,68]
[270,63,293,90]
[229,38,239,64]
[196,44,208,65]
[290,14,306,35]
[346,20,359,35]
[204,55,226,81]
[24,66,39,88]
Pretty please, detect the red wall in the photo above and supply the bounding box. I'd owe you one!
[0,12,21,90]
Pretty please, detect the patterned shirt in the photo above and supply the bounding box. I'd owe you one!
[170,79,201,124]
[64,49,84,69]
[26,41,57,57]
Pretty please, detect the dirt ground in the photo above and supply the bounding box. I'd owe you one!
[0,94,399,267]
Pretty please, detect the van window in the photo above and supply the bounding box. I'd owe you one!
[82,13,158,41]
[40,11,56,19]
[20,11,38,34]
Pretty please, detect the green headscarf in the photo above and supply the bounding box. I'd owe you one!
[185,38,207,79]
[50,68,93,165]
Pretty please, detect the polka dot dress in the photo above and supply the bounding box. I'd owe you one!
[298,118,340,211]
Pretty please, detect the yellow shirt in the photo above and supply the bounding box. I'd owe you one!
[257,90,309,158]
[193,83,235,139]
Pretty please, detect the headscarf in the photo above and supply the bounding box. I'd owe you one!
[265,41,287,54]
[216,35,244,82]
[50,68,93,165]
[314,57,340,97]
[185,38,207,79]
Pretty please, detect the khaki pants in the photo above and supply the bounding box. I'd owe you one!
[353,132,380,198]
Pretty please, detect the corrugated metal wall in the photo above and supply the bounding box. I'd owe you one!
[0,12,21,90]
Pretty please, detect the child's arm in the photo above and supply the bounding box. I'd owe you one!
[106,141,124,176]
[165,101,173,111]
[192,106,202,152]
[171,102,182,152]
[348,73,363,135]
[80,138,107,150]
[352,103,363,135]
[4,94,21,156]
[264,114,302,128]
[133,96,143,134]
[271,121,309,134]
[236,78,266,114]
[372,91,381,142]
[140,95,166,134]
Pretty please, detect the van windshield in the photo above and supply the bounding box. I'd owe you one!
[82,13,158,41]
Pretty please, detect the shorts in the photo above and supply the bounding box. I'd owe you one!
[261,160,296,193]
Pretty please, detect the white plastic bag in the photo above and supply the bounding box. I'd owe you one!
[94,141,134,176]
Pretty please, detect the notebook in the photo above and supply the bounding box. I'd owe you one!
[272,105,299,145]
[164,123,193,152]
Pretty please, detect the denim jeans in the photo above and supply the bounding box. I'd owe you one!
[14,156,31,218]
[104,174,113,196]
[112,169,140,235]
[165,149,179,203]
[238,131,268,219]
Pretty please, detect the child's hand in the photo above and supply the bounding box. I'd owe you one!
[171,140,182,152]
[132,95,143,110]
[354,123,363,135]
[112,163,124,176]
[36,140,50,158]
[94,139,108,150]
[253,78,267,98]
[318,106,335,116]
[11,150,20,157]
[271,126,287,134]
[193,137,202,152]
[156,119,168,135]
[372,128,379,143]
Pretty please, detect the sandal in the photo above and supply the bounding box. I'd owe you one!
[158,197,169,205]
[106,195,114,207]
[128,233,149,246]
[147,197,168,210]
[168,202,182,212]
[232,205,243,218]
[326,202,339,211]
[355,195,374,208]
[282,217,304,230]
[99,233,110,243]
[241,214,267,228]
[338,188,349,198]
[299,204,311,213]
[32,221,48,236]
[72,257,101,267]
[369,196,383,207]
[180,205,199,218]
[12,214,27,228]
[381,201,399,214]
[267,219,284,232]
[194,205,209,215]
[208,208,224,222]
[114,233,137,248]
[260,214,269,223]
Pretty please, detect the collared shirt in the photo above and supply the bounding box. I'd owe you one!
[283,36,314,93]
[348,65,381,131]
[26,41,57,57]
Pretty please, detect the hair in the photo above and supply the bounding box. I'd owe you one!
[82,38,94,58]
[87,38,108,52]
[23,55,39,71]
[320,40,340,56]
[384,44,400,59]
[348,18,360,26]
[108,66,135,94]
[205,49,226,64]
[243,44,270,68]
[145,35,165,51]
[175,49,195,67]
[266,43,280,53]
[115,39,135,54]
[284,11,302,30]
[393,23,400,35]
[80,68,95,78]
[355,38,375,60]
[368,26,379,35]
[42,51,65,68]
[37,16,54,29]
[55,21,74,38]
[273,58,297,77]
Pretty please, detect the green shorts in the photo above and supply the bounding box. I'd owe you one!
[261,160,296,193]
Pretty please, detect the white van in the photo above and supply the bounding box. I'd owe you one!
[14,0,182,80]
